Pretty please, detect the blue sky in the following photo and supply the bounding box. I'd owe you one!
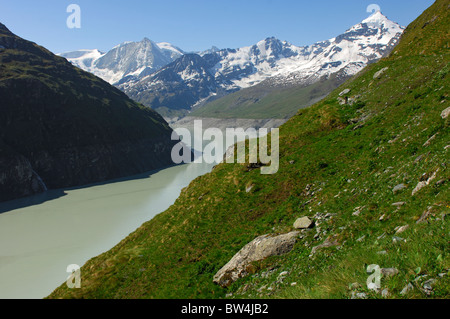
[0,0,434,54]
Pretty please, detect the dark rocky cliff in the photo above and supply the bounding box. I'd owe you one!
[0,23,182,203]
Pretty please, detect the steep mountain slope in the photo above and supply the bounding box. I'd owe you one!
[119,12,404,117]
[0,24,180,202]
[49,0,449,299]
[59,38,184,85]
[190,70,349,119]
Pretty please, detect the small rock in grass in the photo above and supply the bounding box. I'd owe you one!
[417,207,433,224]
[393,236,406,243]
[441,106,450,119]
[423,279,436,291]
[400,283,414,295]
[338,97,347,105]
[351,292,368,299]
[381,268,399,277]
[293,216,314,229]
[414,154,424,163]
[395,225,409,234]
[393,184,407,194]
[423,133,439,147]
[311,236,340,254]
[412,170,438,196]
[436,179,446,186]
[356,235,366,242]
[257,285,267,292]
[392,202,406,208]
[377,233,386,240]
[373,67,389,80]
[349,282,361,290]
[414,275,428,282]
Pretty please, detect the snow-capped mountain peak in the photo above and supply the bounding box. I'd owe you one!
[59,38,184,84]
[349,11,404,36]
[363,11,392,26]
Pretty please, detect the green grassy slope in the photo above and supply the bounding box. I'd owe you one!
[190,74,347,119]
[49,0,449,299]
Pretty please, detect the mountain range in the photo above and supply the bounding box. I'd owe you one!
[60,12,405,117]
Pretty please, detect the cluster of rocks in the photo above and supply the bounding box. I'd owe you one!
[214,167,446,297]
[337,88,363,107]
[400,272,447,296]
[236,267,296,297]
[352,206,365,216]
[304,184,323,197]
[391,169,443,198]
[214,213,337,288]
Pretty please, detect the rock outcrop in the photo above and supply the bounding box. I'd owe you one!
[0,144,47,202]
[213,231,300,287]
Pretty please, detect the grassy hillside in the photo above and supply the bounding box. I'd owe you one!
[49,0,449,299]
[190,74,347,119]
